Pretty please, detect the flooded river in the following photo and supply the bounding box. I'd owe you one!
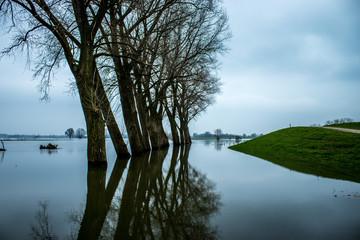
[0,139,359,239]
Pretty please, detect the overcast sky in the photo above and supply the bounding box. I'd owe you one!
[1,0,359,135]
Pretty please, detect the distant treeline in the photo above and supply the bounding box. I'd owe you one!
[310,118,354,127]
[0,134,67,139]
[324,118,354,125]
[193,132,263,139]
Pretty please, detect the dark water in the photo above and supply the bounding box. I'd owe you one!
[1,139,360,240]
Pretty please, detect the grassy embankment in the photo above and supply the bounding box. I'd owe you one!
[325,122,360,130]
[229,126,360,183]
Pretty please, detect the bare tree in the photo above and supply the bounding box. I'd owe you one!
[65,128,74,139]
[98,0,178,154]
[75,128,86,139]
[161,0,229,144]
[214,129,222,140]
[1,0,130,164]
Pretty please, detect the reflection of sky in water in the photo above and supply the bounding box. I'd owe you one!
[0,140,359,240]
[190,140,360,240]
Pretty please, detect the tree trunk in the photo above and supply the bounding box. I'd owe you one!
[179,120,186,145]
[116,67,150,155]
[147,111,169,149]
[184,123,192,144]
[179,120,191,145]
[135,89,151,150]
[95,69,130,158]
[166,108,180,145]
[75,45,107,165]
[78,88,107,165]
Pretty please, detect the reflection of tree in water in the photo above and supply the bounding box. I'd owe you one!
[30,201,57,240]
[40,149,58,155]
[30,145,221,239]
[216,140,244,151]
[114,146,221,239]
[215,140,223,151]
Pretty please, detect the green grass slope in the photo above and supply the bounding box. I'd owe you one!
[229,127,360,183]
[325,122,360,130]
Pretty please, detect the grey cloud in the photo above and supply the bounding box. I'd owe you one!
[224,0,360,84]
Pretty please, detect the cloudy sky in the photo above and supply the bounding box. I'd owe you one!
[1,0,359,135]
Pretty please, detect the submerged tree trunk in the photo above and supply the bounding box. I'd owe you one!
[116,67,150,155]
[179,120,186,145]
[95,70,130,158]
[75,46,107,165]
[134,63,169,150]
[106,7,150,156]
[166,107,180,145]
[135,88,151,151]
[78,86,107,165]
[171,122,180,146]
[147,111,169,149]
[184,123,192,144]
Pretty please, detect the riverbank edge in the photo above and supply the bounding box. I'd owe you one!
[229,126,360,183]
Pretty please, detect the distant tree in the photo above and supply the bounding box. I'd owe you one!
[204,132,213,138]
[214,129,222,140]
[340,118,354,123]
[65,128,75,139]
[325,120,334,125]
[76,128,86,139]
[250,133,258,138]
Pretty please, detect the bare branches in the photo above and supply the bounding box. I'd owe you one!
[1,0,230,153]
[0,25,42,57]
[34,44,63,101]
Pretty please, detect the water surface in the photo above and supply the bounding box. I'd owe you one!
[0,139,359,239]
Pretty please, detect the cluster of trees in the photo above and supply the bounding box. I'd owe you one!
[65,128,86,139]
[1,0,229,164]
[324,118,354,125]
[310,118,355,127]
[193,130,262,139]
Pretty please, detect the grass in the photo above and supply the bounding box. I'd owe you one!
[325,122,360,130]
[229,127,360,183]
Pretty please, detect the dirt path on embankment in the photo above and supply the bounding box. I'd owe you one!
[323,127,360,134]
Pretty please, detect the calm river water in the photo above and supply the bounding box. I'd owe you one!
[0,139,360,239]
